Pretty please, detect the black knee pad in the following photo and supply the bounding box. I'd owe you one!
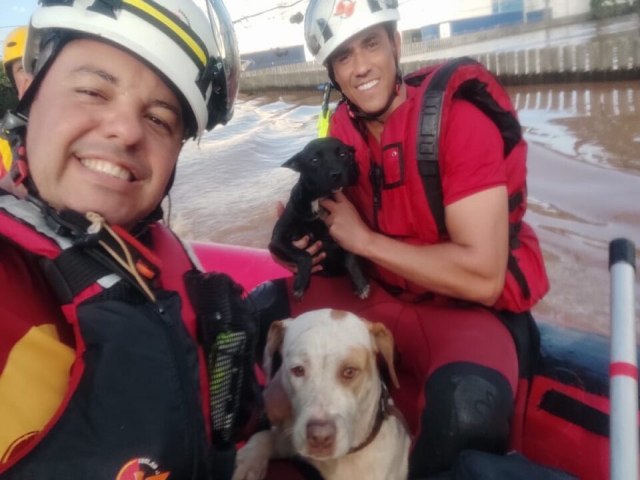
[409,362,514,477]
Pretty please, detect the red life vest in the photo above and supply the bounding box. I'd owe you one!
[330,57,548,312]
[0,194,215,478]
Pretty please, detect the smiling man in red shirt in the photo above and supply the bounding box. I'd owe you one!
[269,0,550,477]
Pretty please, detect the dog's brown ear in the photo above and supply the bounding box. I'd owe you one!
[281,152,302,172]
[264,368,293,426]
[263,320,287,379]
[367,321,400,389]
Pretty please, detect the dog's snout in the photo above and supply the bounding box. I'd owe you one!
[306,419,337,453]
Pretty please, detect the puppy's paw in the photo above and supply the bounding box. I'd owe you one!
[232,430,274,480]
[356,283,371,299]
[292,273,309,299]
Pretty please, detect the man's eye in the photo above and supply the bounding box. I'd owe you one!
[76,88,103,99]
[146,114,172,133]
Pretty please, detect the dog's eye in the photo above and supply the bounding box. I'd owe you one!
[342,367,359,380]
[291,366,305,377]
[310,157,319,164]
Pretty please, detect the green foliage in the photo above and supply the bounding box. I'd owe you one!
[0,68,19,117]
[590,0,637,19]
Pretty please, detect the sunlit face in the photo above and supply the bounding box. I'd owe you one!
[26,38,184,229]
[329,24,404,121]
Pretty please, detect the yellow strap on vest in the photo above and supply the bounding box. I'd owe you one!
[317,110,330,138]
[317,82,333,138]
[0,137,11,177]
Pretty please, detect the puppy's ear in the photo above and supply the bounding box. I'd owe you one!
[263,319,287,379]
[367,321,400,389]
[282,152,302,172]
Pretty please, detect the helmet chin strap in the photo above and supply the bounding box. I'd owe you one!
[1,115,166,235]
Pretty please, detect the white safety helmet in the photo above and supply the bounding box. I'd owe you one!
[304,0,399,65]
[23,0,239,139]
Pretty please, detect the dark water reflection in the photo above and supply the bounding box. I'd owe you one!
[513,82,640,174]
[171,81,640,338]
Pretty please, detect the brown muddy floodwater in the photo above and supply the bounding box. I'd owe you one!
[170,81,640,339]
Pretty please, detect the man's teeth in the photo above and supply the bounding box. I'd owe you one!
[358,79,379,91]
[81,158,132,181]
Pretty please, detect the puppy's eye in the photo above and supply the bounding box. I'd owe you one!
[291,366,305,377]
[310,157,319,164]
[342,367,359,380]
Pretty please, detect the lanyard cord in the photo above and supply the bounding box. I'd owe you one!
[86,212,157,302]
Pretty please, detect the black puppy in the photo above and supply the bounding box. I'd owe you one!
[269,137,370,299]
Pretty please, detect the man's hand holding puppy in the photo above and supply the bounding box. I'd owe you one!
[320,191,373,257]
[270,213,326,275]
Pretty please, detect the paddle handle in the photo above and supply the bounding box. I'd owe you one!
[609,238,638,480]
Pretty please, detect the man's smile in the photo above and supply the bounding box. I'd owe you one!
[357,79,379,91]
[79,157,135,182]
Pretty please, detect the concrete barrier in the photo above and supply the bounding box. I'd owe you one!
[240,33,640,92]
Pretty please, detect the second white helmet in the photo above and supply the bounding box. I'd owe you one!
[304,0,399,65]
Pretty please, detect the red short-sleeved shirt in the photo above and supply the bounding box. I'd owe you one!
[355,88,508,243]
[440,97,507,206]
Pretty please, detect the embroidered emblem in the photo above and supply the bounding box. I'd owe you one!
[115,458,170,480]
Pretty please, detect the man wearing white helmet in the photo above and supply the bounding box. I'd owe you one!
[269,0,550,477]
[0,1,259,479]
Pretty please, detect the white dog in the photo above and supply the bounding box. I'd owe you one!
[232,308,410,480]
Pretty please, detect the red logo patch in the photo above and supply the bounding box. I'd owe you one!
[115,458,170,480]
[334,0,356,18]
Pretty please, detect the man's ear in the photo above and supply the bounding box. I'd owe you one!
[16,70,33,100]
[393,30,402,60]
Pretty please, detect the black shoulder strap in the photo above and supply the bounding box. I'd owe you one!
[416,57,478,237]
[416,57,523,238]
[40,248,113,304]
[416,58,532,301]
